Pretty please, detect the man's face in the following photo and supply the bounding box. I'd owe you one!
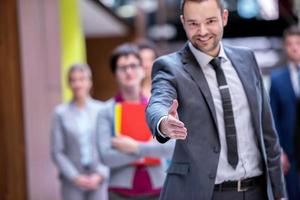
[181,0,228,57]
[115,54,144,89]
[284,35,300,63]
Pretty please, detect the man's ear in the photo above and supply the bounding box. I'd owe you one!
[180,15,184,26]
[222,9,229,27]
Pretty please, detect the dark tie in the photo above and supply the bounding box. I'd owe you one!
[210,57,239,169]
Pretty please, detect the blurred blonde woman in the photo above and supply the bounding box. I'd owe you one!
[51,64,109,200]
[137,41,158,99]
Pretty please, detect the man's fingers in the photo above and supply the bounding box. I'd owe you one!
[173,131,187,139]
[168,127,187,139]
[169,133,187,140]
[167,116,185,128]
[170,126,187,134]
[160,113,187,139]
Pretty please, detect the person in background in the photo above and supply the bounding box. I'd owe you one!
[270,25,300,200]
[137,41,158,99]
[51,64,109,200]
[97,43,174,200]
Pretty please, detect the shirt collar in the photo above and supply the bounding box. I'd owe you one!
[288,62,300,71]
[188,42,228,68]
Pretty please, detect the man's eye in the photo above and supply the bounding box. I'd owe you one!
[189,23,197,27]
[207,19,216,24]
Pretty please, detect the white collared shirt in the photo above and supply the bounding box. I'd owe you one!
[71,102,93,166]
[288,62,300,96]
[188,42,263,184]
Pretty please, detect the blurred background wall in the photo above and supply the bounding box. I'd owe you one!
[0,0,27,199]
[17,0,61,200]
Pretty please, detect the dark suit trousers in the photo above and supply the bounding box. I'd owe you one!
[212,184,268,200]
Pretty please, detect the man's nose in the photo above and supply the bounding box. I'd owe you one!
[196,24,209,36]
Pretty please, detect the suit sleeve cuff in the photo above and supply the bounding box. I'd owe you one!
[156,116,168,138]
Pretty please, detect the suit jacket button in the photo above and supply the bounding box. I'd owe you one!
[213,146,220,153]
[209,173,215,179]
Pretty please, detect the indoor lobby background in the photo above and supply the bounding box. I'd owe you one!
[0,0,299,200]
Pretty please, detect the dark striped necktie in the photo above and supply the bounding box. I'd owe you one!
[210,57,239,169]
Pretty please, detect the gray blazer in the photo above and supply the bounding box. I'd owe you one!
[146,44,286,200]
[51,98,109,183]
[97,98,175,189]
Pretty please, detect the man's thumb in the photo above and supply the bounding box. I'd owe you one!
[168,99,178,117]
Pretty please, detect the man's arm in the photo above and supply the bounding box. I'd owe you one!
[146,59,187,143]
[261,84,287,198]
[250,52,287,199]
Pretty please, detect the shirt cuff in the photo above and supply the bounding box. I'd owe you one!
[156,116,168,138]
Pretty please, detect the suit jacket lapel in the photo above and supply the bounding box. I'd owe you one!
[181,44,219,132]
[224,47,260,139]
[285,68,297,100]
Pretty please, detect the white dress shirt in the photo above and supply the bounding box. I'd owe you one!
[188,42,263,183]
[71,103,93,166]
[288,62,300,96]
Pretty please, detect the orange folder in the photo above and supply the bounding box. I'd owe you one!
[114,102,161,166]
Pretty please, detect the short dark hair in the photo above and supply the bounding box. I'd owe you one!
[137,40,158,58]
[68,63,92,82]
[180,0,224,15]
[110,43,141,73]
[283,25,300,40]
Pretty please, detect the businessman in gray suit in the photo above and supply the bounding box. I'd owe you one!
[146,0,287,200]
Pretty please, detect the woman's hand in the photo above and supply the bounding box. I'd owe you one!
[74,173,103,190]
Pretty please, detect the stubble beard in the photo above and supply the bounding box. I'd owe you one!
[191,32,222,56]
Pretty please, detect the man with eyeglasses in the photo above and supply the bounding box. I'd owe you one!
[97,43,174,200]
[146,0,287,200]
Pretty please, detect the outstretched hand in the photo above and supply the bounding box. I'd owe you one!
[159,99,187,140]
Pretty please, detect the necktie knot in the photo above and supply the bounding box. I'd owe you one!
[210,57,222,69]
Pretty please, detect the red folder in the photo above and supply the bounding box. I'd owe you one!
[114,102,161,166]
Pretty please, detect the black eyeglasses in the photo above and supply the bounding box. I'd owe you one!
[116,63,141,73]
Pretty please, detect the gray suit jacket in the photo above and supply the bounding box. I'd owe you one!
[51,98,109,183]
[146,44,286,200]
[97,98,175,189]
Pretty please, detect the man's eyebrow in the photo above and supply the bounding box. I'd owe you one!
[186,19,197,22]
[206,17,218,20]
